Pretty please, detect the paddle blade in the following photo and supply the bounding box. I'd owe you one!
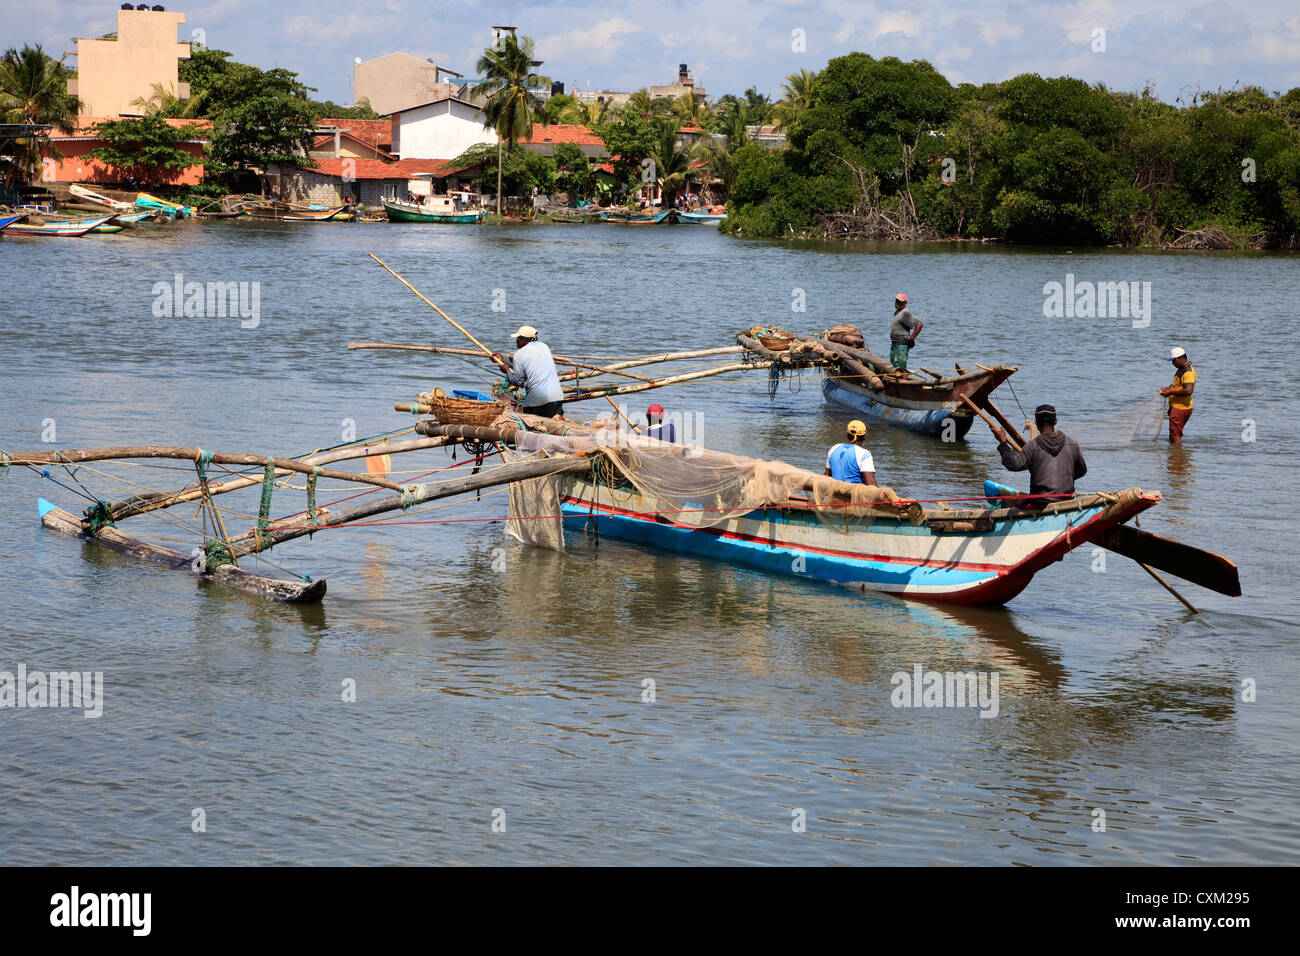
[1099,524,1241,596]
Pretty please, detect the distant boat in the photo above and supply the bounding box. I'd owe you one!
[242,201,349,222]
[0,214,25,232]
[2,214,117,237]
[599,210,671,224]
[69,184,136,212]
[381,196,486,223]
[136,193,193,218]
[679,209,727,224]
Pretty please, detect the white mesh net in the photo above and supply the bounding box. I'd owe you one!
[1066,395,1167,446]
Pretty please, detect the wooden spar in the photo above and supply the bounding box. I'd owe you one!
[959,395,1022,451]
[5,447,407,492]
[221,455,593,556]
[347,341,656,384]
[980,398,1029,448]
[99,437,453,522]
[38,501,326,603]
[917,367,947,381]
[367,255,495,357]
[1098,523,1241,597]
[583,345,745,372]
[562,361,772,403]
[799,338,884,387]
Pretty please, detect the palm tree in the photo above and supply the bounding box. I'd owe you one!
[472,32,550,214]
[673,91,704,127]
[770,69,817,130]
[647,118,693,208]
[130,81,207,118]
[559,97,609,129]
[742,86,772,125]
[0,44,80,185]
[695,136,738,200]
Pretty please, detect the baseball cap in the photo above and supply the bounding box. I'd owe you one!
[510,325,538,339]
[1169,347,1186,361]
[647,403,665,414]
[895,293,908,303]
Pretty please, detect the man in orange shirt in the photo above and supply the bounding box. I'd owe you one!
[1158,347,1196,444]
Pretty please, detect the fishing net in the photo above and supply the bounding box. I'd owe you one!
[505,426,902,548]
[1065,395,1167,447]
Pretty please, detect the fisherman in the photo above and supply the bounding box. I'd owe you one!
[824,420,878,486]
[642,403,676,442]
[491,325,565,419]
[990,405,1087,505]
[889,293,923,371]
[1158,346,1196,444]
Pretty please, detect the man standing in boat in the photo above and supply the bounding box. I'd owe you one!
[491,326,565,419]
[889,294,922,371]
[641,403,676,442]
[824,420,878,486]
[990,405,1087,504]
[1158,347,1196,444]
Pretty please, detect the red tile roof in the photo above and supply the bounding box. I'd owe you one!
[311,131,396,159]
[520,123,604,147]
[319,118,392,148]
[303,157,470,180]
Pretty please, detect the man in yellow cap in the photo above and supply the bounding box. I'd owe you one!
[491,325,565,418]
[824,420,878,485]
[889,293,922,371]
[1158,346,1195,444]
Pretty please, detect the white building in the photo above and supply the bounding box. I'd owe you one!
[392,95,496,160]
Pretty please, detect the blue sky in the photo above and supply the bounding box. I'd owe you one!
[12,0,1300,106]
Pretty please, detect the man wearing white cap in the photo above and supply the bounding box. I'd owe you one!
[491,326,565,419]
[1158,347,1196,444]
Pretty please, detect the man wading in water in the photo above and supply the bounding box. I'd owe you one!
[990,404,1087,507]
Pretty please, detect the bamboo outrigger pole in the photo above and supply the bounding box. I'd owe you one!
[368,254,495,357]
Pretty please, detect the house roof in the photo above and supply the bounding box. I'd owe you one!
[390,94,476,116]
[311,131,396,159]
[520,124,604,147]
[318,118,392,148]
[302,157,471,180]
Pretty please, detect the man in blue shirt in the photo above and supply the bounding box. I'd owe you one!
[491,325,565,418]
[824,420,878,485]
[642,403,676,442]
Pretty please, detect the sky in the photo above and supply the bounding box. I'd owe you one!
[9,0,1300,107]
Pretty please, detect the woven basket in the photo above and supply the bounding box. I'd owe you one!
[425,388,507,426]
[758,330,797,351]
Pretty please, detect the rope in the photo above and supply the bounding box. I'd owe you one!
[306,467,320,534]
[256,457,276,550]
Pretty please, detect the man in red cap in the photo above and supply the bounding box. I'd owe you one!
[642,403,676,442]
[889,293,923,371]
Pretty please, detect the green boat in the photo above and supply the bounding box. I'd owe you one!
[382,197,486,223]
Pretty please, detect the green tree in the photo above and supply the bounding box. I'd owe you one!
[451,142,554,201]
[0,44,80,184]
[473,31,550,214]
[552,141,590,198]
[130,81,206,118]
[89,115,206,184]
[770,69,817,130]
[646,119,693,206]
[543,92,577,124]
[598,113,656,193]
[206,65,317,184]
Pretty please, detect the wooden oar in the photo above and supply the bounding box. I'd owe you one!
[1136,562,1198,613]
[980,397,1029,448]
[1098,523,1241,597]
[368,254,494,358]
[959,395,1022,451]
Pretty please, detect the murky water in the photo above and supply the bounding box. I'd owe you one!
[1,220,1296,864]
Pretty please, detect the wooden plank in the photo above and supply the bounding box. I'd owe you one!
[38,500,325,603]
[1098,523,1241,596]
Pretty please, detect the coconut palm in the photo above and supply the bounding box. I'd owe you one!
[130,81,207,118]
[472,32,550,214]
[695,136,738,199]
[646,118,694,208]
[559,97,609,129]
[770,68,817,130]
[0,44,80,184]
[673,90,704,127]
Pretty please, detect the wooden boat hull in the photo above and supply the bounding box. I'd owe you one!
[382,198,485,223]
[244,204,347,221]
[0,214,23,231]
[822,366,1014,439]
[559,482,1159,606]
[600,211,670,224]
[2,214,116,237]
[136,193,192,218]
[69,184,135,212]
[38,499,325,603]
[678,211,726,223]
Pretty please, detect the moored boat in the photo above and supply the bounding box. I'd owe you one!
[2,214,117,237]
[600,209,671,224]
[242,201,349,221]
[69,183,136,212]
[381,196,486,223]
[136,193,193,218]
[678,209,727,224]
[0,213,25,232]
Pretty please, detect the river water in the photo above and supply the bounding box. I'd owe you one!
[1,220,1296,865]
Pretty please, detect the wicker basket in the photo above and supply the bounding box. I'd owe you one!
[757,329,797,351]
[424,388,507,426]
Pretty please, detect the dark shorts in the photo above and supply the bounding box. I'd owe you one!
[523,400,564,419]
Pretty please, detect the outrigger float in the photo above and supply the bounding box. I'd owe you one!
[0,256,1241,610]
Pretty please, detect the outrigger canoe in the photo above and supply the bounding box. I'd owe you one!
[2,214,117,237]
[678,210,726,224]
[69,183,135,212]
[136,193,192,218]
[600,210,671,224]
[242,202,349,222]
[0,214,24,232]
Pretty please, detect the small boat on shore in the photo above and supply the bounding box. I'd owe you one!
[69,184,136,212]
[679,209,726,224]
[600,209,671,224]
[242,201,349,222]
[382,196,486,223]
[0,213,25,232]
[136,193,192,218]
[2,214,117,237]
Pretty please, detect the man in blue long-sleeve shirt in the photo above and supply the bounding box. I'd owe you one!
[491,325,565,418]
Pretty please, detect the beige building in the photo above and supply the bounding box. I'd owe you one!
[354,53,481,116]
[68,7,190,117]
[650,64,706,106]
